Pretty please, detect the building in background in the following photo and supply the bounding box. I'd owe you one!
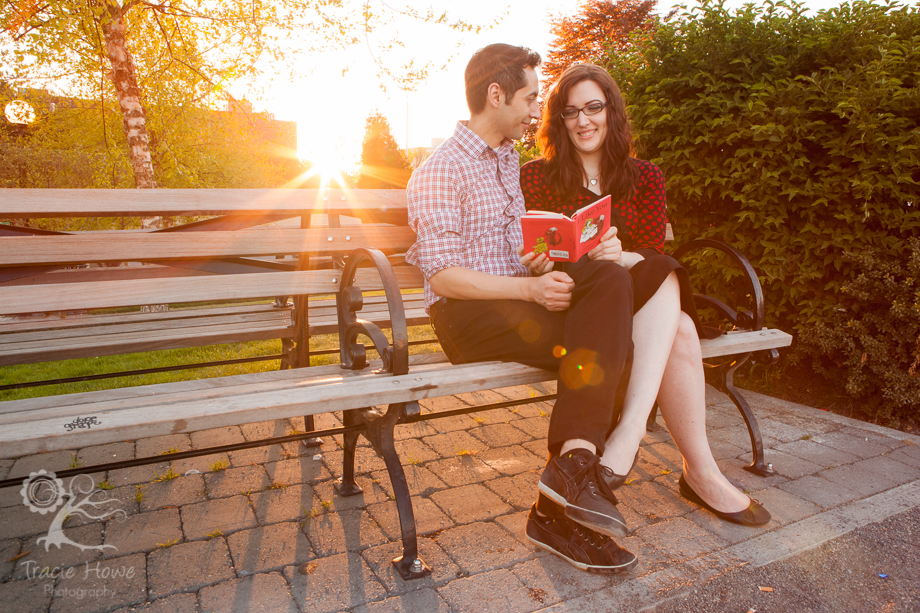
[404,137,445,170]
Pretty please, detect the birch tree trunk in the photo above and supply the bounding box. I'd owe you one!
[99,1,160,231]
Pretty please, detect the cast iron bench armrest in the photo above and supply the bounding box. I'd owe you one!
[671,238,780,475]
[672,237,764,332]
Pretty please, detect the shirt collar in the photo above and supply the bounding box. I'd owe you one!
[454,121,515,160]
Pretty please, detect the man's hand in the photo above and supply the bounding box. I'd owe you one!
[517,244,554,276]
[588,226,622,263]
[529,271,574,311]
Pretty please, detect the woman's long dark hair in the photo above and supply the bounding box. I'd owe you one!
[538,64,638,203]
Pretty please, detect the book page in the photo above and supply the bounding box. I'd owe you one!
[571,195,612,260]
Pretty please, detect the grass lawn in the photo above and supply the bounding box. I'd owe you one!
[1,325,441,402]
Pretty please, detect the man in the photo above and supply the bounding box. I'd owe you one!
[406,44,637,574]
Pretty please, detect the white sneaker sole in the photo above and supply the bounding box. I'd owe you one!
[525,531,637,574]
[538,480,629,538]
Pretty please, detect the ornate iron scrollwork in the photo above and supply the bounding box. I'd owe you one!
[336,248,409,375]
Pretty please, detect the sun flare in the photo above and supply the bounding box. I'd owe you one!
[296,135,358,188]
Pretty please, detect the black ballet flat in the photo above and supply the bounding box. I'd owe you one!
[599,450,640,491]
[678,474,771,526]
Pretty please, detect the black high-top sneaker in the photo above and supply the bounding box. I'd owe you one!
[524,505,638,574]
[538,448,628,538]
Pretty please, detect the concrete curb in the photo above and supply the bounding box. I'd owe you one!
[739,388,920,445]
[537,479,920,612]
[718,479,920,567]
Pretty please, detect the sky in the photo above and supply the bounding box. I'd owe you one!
[257,0,845,173]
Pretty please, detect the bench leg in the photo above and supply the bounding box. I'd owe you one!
[301,415,323,448]
[335,409,365,497]
[716,355,775,477]
[339,405,430,580]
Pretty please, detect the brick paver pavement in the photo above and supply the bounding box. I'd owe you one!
[1,384,919,612]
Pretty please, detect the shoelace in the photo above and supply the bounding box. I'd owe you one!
[577,454,620,505]
[571,522,609,549]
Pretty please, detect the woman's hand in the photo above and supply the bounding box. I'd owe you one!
[518,245,555,276]
[588,227,622,263]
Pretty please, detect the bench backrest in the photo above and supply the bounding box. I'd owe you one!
[0,189,422,317]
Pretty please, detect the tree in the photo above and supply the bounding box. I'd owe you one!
[2,1,484,224]
[543,0,659,99]
[357,111,410,189]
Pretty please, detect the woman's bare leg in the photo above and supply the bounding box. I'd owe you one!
[600,272,680,474]
[656,313,750,512]
[597,271,753,513]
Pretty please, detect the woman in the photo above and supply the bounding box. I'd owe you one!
[519,64,770,526]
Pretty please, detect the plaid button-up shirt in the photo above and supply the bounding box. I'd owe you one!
[407,122,530,311]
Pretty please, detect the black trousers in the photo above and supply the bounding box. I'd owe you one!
[430,258,633,456]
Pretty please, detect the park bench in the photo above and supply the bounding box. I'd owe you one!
[0,188,791,579]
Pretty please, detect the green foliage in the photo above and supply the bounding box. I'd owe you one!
[0,85,302,192]
[515,140,542,165]
[358,111,410,188]
[797,240,920,424]
[604,0,920,418]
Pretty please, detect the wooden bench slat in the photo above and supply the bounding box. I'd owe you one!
[0,303,289,333]
[0,353,451,414]
[699,329,792,359]
[0,227,417,266]
[0,321,292,366]
[0,264,215,287]
[0,360,552,457]
[0,310,291,344]
[0,295,425,335]
[0,356,458,424]
[0,267,425,315]
[0,188,407,217]
[307,307,431,335]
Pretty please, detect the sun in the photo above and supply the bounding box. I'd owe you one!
[294,140,358,189]
[292,117,361,189]
[301,157,348,188]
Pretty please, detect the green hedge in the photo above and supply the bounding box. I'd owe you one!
[605,0,920,420]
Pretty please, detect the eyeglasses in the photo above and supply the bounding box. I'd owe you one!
[561,101,606,120]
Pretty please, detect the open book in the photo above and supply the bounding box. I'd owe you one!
[520,195,611,263]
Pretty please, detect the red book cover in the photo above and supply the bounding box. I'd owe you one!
[520,195,612,262]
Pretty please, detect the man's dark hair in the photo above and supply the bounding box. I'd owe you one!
[465,44,541,115]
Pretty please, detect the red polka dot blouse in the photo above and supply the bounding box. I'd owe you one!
[519,158,668,255]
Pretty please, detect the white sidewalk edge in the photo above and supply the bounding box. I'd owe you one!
[535,480,920,612]
[721,478,920,567]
